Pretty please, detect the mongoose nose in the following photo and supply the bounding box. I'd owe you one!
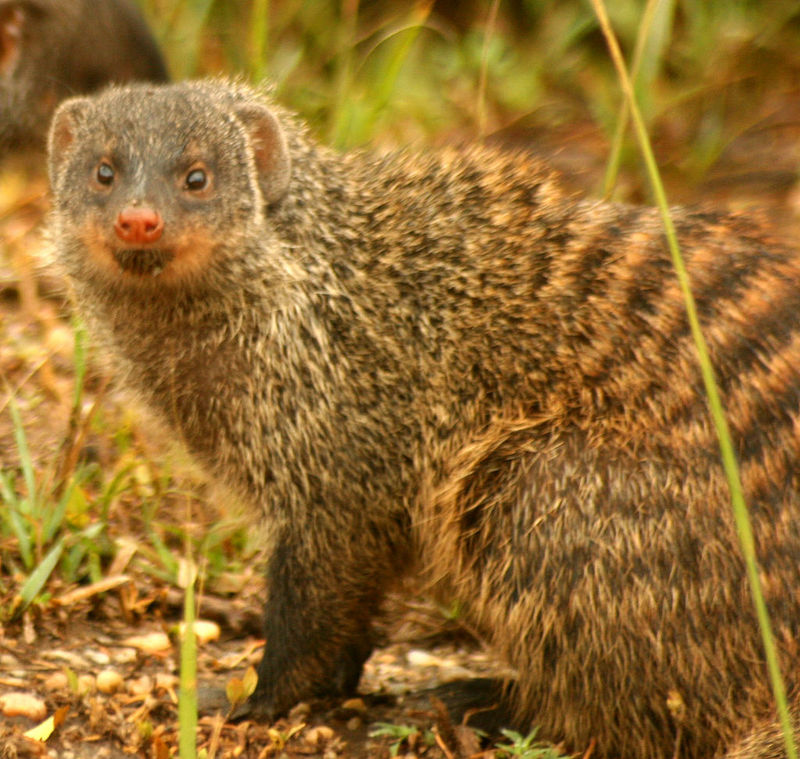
[114,206,164,244]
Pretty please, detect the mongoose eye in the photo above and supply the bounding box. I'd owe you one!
[96,162,115,186]
[185,168,208,191]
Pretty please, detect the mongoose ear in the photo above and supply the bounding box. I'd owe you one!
[47,97,91,180]
[233,103,291,205]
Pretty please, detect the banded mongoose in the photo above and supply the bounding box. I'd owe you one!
[46,79,800,759]
[0,0,167,154]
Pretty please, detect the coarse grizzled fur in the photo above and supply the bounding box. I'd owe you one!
[47,78,800,759]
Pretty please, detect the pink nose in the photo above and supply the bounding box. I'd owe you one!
[114,206,164,244]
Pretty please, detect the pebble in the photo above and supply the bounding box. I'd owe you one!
[178,619,221,645]
[42,649,87,667]
[128,675,153,696]
[77,674,96,694]
[84,649,111,666]
[155,673,178,691]
[122,632,171,653]
[43,672,69,691]
[305,726,335,746]
[96,669,123,694]
[0,692,47,721]
[112,646,138,664]
[406,649,445,667]
[346,717,362,731]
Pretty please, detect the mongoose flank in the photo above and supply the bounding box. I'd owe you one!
[0,0,167,155]
[47,79,800,759]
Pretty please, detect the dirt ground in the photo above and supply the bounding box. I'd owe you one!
[0,585,511,759]
[2,93,800,757]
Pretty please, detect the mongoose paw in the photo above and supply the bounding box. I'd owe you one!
[240,639,373,723]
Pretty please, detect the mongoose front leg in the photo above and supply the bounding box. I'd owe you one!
[246,524,390,719]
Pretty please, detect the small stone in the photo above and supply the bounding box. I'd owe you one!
[84,649,111,666]
[43,649,87,667]
[155,673,178,691]
[43,672,69,691]
[128,675,153,696]
[341,697,367,713]
[122,632,171,653]
[112,647,138,664]
[96,669,123,694]
[77,674,96,694]
[346,716,362,731]
[178,619,221,645]
[306,726,335,746]
[0,692,47,721]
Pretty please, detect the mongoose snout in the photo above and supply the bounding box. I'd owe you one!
[114,206,165,245]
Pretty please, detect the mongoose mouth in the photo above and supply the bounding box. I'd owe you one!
[112,248,175,277]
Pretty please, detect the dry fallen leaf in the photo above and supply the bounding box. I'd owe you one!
[24,706,69,741]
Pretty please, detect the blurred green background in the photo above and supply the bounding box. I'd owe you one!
[140,0,800,209]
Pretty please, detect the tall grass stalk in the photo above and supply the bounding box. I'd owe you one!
[248,0,270,82]
[600,0,660,198]
[178,557,198,759]
[328,1,433,148]
[476,0,501,140]
[356,2,433,139]
[327,0,360,147]
[589,1,798,757]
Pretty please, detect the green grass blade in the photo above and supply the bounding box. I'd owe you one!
[601,0,661,198]
[326,0,359,147]
[248,0,269,82]
[71,318,88,411]
[8,396,37,515]
[363,4,432,129]
[476,0,502,139]
[589,2,798,757]
[330,2,433,148]
[178,558,198,759]
[0,472,33,569]
[43,471,85,544]
[17,536,64,611]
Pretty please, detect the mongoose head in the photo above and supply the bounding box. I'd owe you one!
[47,80,291,290]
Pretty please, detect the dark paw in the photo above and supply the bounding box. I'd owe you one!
[425,678,521,735]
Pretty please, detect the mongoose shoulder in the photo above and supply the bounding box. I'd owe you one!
[0,0,167,154]
[47,79,800,759]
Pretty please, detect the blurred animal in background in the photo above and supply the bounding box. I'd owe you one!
[0,0,168,156]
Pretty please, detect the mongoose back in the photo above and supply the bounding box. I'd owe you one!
[0,0,167,154]
[47,79,800,759]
